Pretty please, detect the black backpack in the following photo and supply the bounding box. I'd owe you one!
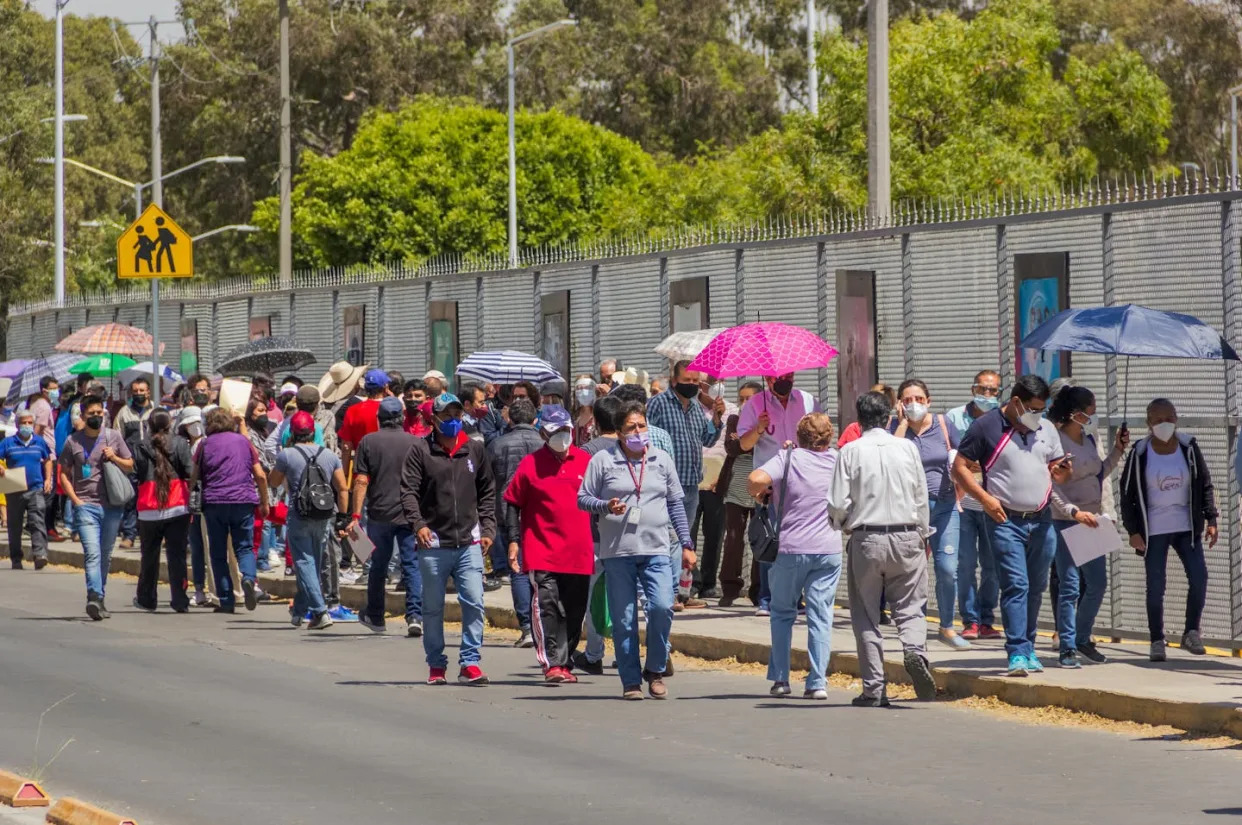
[294,446,335,520]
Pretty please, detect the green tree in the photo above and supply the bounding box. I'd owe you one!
[251,97,661,268]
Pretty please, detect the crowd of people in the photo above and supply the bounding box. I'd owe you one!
[0,353,1219,701]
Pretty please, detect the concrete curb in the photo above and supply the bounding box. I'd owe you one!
[45,798,137,825]
[9,543,1242,739]
[0,770,49,808]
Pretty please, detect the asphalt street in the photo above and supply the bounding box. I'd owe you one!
[0,566,1239,825]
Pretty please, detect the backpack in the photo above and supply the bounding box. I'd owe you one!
[294,446,335,520]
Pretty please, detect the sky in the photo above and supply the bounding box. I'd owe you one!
[30,0,186,42]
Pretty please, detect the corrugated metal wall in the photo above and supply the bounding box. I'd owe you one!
[484,272,535,353]
[337,287,379,368]
[180,303,214,375]
[541,267,593,379]
[215,300,249,367]
[744,246,819,391]
[251,294,291,339]
[157,302,181,372]
[382,282,426,378]
[297,291,336,372]
[598,259,663,377]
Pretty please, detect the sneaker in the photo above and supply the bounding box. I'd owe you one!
[770,681,791,697]
[284,565,294,577]
[33,557,47,570]
[47,529,67,543]
[1150,639,1168,662]
[99,600,111,619]
[1006,654,1029,677]
[978,624,1001,639]
[1181,630,1206,655]
[458,665,489,685]
[572,651,604,675]
[754,607,771,617]
[290,611,304,628]
[10,559,23,570]
[960,623,980,640]
[131,597,156,613]
[1058,650,1081,669]
[328,605,358,622]
[482,577,502,592]
[1025,653,1044,673]
[904,651,937,701]
[681,597,708,609]
[86,599,103,621]
[359,613,386,633]
[561,671,579,684]
[241,579,257,611]
[256,590,272,603]
[427,667,448,686]
[851,692,890,708]
[406,619,423,638]
[938,628,972,650]
[879,609,891,625]
[718,595,737,608]
[307,612,334,630]
[804,688,829,701]
[1077,641,1108,664]
[515,629,534,648]
[545,667,569,684]
[623,685,644,700]
[339,569,361,585]
[212,605,235,614]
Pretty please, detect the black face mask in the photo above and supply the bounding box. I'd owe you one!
[131,395,148,408]
[772,379,794,397]
[192,391,210,407]
[404,399,421,412]
[674,383,699,400]
[85,415,104,430]
[252,415,269,430]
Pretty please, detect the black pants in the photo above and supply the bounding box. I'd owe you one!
[693,489,725,592]
[529,570,590,671]
[7,489,48,563]
[136,515,191,611]
[721,502,753,600]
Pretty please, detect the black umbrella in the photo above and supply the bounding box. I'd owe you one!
[217,336,316,377]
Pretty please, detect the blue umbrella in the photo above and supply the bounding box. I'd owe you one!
[455,350,560,385]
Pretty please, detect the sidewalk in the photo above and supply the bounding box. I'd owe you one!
[8,536,1242,738]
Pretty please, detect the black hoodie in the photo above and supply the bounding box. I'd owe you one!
[1119,432,1217,542]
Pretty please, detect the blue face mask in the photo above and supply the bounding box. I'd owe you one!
[973,394,999,412]
[47,389,60,405]
[437,418,463,438]
[18,424,33,440]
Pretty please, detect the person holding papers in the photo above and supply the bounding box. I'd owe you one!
[0,409,54,570]
[1047,386,1128,669]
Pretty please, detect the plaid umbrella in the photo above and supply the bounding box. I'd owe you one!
[55,323,162,357]
[455,350,560,384]
[7,353,83,402]
[0,359,30,380]
[217,336,316,377]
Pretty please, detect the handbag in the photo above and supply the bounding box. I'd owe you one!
[747,446,792,565]
[102,457,136,508]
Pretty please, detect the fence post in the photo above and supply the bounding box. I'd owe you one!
[532,271,542,359]
[1101,211,1122,640]
[1221,198,1242,640]
[734,248,746,325]
[475,277,485,353]
[996,224,1013,389]
[376,285,386,367]
[901,233,915,377]
[288,291,296,342]
[331,290,341,364]
[590,265,601,373]
[423,281,432,375]
[659,257,670,339]
[816,241,831,405]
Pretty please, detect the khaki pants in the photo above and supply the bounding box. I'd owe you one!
[847,530,928,699]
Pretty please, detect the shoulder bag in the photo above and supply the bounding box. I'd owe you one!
[747,446,793,565]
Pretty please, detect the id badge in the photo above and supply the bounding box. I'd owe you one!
[626,505,642,525]
[81,464,93,479]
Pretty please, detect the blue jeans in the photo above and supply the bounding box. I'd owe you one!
[258,522,278,571]
[1053,520,1107,652]
[420,546,486,669]
[287,516,329,618]
[1144,531,1207,643]
[604,553,674,688]
[957,508,999,627]
[929,497,961,630]
[767,553,842,690]
[500,528,532,631]
[669,484,701,600]
[203,502,258,610]
[757,560,772,610]
[76,503,123,600]
[986,510,1057,658]
[365,520,422,624]
[188,514,207,590]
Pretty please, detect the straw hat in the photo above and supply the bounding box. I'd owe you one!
[317,360,368,405]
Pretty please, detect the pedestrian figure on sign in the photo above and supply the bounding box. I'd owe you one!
[154,216,177,274]
[132,226,156,274]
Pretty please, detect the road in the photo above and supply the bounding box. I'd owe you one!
[0,566,1239,825]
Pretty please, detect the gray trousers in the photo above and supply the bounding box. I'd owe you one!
[847,530,928,699]
[6,489,48,562]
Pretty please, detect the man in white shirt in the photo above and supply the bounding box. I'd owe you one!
[738,373,821,470]
[830,390,935,707]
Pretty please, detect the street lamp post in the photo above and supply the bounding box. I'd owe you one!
[506,19,577,269]
[54,0,69,308]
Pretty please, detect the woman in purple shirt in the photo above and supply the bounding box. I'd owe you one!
[748,413,843,701]
[190,408,270,614]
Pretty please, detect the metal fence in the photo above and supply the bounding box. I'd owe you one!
[8,178,1242,646]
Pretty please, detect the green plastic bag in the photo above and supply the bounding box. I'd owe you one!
[589,570,611,639]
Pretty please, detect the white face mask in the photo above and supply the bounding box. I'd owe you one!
[904,402,928,423]
[574,388,594,407]
[1151,422,1177,442]
[548,431,573,453]
[1072,412,1098,432]
[1016,398,1044,431]
[708,382,725,400]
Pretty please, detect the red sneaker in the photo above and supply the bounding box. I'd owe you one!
[427,667,447,685]
[979,625,1001,639]
[960,623,980,640]
[545,667,568,683]
[458,665,489,685]
[561,671,579,684]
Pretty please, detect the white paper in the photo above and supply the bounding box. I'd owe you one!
[218,378,253,417]
[1061,514,1122,566]
[344,524,375,565]
[0,465,27,495]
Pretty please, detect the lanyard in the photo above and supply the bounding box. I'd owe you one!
[624,452,647,498]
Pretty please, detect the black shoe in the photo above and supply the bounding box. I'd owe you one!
[33,557,47,570]
[852,691,891,708]
[572,651,604,675]
[1076,641,1108,664]
[879,609,891,625]
[697,586,721,599]
[904,651,937,701]
[132,597,156,613]
[86,599,103,621]
[662,656,675,678]
[11,559,23,570]
[482,577,502,592]
[213,605,236,614]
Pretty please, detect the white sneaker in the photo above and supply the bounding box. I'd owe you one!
[407,619,423,638]
[307,612,334,630]
[340,569,361,585]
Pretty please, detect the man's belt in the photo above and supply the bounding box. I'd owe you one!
[854,524,918,533]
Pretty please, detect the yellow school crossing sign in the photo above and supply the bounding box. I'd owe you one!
[117,204,193,279]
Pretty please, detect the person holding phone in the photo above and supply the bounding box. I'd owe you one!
[1047,386,1128,668]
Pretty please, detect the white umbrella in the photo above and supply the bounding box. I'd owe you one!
[654,328,731,361]
[456,350,560,384]
[118,362,184,394]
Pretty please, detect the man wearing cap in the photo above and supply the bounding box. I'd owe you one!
[502,405,594,682]
[401,393,497,686]
[354,397,424,638]
[339,369,391,473]
[486,398,543,646]
[262,386,334,467]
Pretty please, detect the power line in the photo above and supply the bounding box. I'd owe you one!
[184,18,273,78]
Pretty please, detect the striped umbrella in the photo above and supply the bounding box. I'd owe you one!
[118,362,184,393]
[455,350,560,384]
[55,322,163,357]
[7,353,83,402]
[654,328,731,361]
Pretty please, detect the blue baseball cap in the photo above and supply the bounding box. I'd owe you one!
[363,369,390,391]
[538,404,572,433]
[432,392,462,414]
[378,396,404,422]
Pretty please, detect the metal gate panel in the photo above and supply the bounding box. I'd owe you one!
[251,294,291,339]
[32,312,57,356]
[1194,428,1233,639]
[181,303,215,375]
[828,235,905,403]
[484,272,535,353]
[744,245,819,391]
[7,315,33,359]
[382,282,426,378]
[157,301,181,376]
[429,277,479,360]
[297,291,336,374]
[597,259,663,378]
[667,249,735,330]
[115,304,148,334]
[541,267,593,379]
[55,308,87,337]
[215,300,249,369]
[337,287,379,370]
[85,306,112,327]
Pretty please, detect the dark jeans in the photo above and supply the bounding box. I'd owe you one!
[188,513,207,590]
[136,515,190,611]
[203,502,257,609]
[500,529,532,630]
[120,473,139,540]
[1144,531,1207,642]
[693,488,725,592]
[365,519,423,625]
[6,489,48,562]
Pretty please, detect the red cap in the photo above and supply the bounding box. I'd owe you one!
[290,410,316,436]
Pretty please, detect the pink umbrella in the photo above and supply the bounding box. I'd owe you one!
[687,322,838,379]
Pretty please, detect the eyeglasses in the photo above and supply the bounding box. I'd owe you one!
[972,384,1001,397]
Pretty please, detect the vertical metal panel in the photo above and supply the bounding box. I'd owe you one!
[115,304,148,332]
[337,287,378,367]
[815,243,831,405]
[382,282,426,377]
[32,312,57,356]
[297,290,336,372]
[215,300,249,367]
[56,308,86,336]
[7,313,33,358]
[429,277,479,358]
[251,293,291,338]
[744,245,819,392]
[597,259,663,377]
[157,301,180,373]
[532,272,542,361]
[1226,200,1242,638]
[483,271,536,352]
[181,303,215,375]
[667,249,735,330]
[542,267,593,379]
[827,235,903,397]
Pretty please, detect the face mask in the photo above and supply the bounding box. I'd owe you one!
[47,389,60,405]
[904,402,928,423]
[548,431,573,453]
[1152,422,1177,442]
[772,379,793,397]
[85,415,104,431]
[623,432,649,453]
[192,391,210,407]
[1073,412,1098,431]
[18,424,33,440]
[675,382,699,400]
[252,415,269,430]
[575,388,595,407]
[973,394,999,411]
[1015,399,1044,431]
[437,418,463,438]
[131,395,148,408]
[404,399,421,412]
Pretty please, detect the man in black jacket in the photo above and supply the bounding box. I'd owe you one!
[486,398,542,647]
[401,392,497,686]
[1119,398,1217,662]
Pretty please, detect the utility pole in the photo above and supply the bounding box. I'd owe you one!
[866,0,890,220]
[506,40,517,269]
[149,17,162,394]
[53,0,66,307]
[806,0,818,116]
[279,0,292,289]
